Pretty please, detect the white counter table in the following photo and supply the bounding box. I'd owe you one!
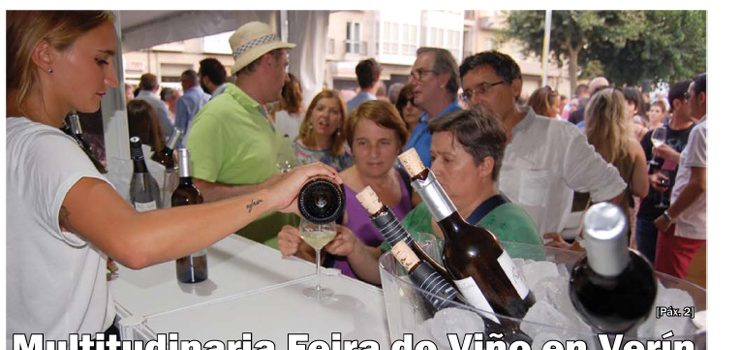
[110,235,390,347]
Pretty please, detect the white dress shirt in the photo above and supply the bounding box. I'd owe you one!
[498,107,627,235]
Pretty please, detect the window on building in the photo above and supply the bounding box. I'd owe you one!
[382,21,417,56]
[346,22,361,54]
[402,24,418,55]
[430,28,445,48]
[382,22,400,54]
[447,30,461,52]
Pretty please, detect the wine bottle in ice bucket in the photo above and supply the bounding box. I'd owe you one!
[397,148,535,320]
[569,202,657,333]
[357,186,532,344]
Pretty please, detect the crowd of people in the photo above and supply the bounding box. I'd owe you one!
[6,10,707,340]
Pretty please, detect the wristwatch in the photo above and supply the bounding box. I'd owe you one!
[661,211,674,223]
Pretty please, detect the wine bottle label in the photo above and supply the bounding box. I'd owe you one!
[398,148,426,177]
[134,201,157,212]
[498,250,530,300]
[453,277,501,324]
[356,186,383,214]
[391,241,421,271]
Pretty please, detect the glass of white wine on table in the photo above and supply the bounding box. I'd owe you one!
[299,218,337,299]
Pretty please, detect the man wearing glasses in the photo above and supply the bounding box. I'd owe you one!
[403,47,462,167]
[459,50,626,239]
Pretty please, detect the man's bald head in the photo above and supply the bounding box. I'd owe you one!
[588,76,609,95]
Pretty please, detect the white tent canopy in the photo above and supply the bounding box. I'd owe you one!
[117,10,329,102]
[120,11,279,53]
[104,10,329,194]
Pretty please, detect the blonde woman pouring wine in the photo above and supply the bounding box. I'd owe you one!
[6,11,340,340]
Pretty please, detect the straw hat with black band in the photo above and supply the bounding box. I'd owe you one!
[229,21,296,74]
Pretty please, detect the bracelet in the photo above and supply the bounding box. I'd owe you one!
[661,211,674,223]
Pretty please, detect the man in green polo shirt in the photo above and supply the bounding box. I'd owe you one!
[186,21,297,245]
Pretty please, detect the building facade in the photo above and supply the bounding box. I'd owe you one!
[122,10,571,101]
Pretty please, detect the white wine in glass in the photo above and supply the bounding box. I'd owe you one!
[299,219,337,299]
[648,126,667,167]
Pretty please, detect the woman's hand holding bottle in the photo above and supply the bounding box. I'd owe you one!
[267,162,342,214]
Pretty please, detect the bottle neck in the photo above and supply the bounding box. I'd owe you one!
[370,207,414,247]
[179,176,194,186]
[165,129,181,150]
[178,150,192,177]
[161,147,174,159]
[411,171,457,222]
[436,211,467,241]
[582,203,631,277]
[69,113,83,136]
[584,227,630,277]
[132,157,149,173]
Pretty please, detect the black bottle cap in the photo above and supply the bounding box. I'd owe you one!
[129,136,144,160]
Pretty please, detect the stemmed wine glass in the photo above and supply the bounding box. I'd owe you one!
[299,218,337,299]
[648,126,667,167]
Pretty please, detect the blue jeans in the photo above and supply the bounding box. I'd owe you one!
[636,216,658,264]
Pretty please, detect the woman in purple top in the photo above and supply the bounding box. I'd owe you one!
[278,100,411,284]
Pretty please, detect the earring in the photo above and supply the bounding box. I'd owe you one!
[308,122,313,130]
[48,67,54,74]
[336,129,342,136]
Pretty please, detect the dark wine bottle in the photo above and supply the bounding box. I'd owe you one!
[62,111,107,173]
[356,185,454,281]
[129,137,162,211]
[151,127,182,170]
[569,202,657,333]
[398,148,535,320]
[357,186,532,344]
[298,178,345,224]
[172,148,208,283]
[152,128,182,208]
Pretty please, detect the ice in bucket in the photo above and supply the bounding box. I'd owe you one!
[379,241,706,350]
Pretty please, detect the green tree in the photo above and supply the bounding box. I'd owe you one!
[505,11,706,92]
[585,11,706,86]
[506,11,643,94]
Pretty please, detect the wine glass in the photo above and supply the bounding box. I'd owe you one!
[299,218,337,299]
[648,126,667,168]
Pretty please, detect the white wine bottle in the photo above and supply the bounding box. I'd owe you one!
[129,136,162,211]
[172,148,208,283]
[569,202,657,333]
[398,148,534,320]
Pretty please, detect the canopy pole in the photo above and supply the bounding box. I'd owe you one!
[541,10,552,87]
